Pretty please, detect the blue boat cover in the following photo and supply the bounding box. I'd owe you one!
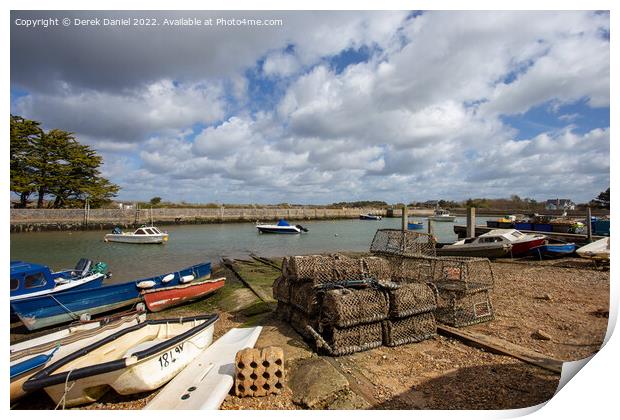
[277,219,290,226]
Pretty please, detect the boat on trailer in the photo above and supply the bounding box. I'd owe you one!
[10,312,145,401]
[359,213,382,220]
[144,326,262,410]
[22,314,219,408]
[10,262,212,331]
[104,225,169,244]
[256,219,308,234]
[142,277,225,312]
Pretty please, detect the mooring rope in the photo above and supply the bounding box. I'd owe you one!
[55,368,76,410]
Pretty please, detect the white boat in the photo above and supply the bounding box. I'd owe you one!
[576,237,610,261]
[478,229,547,256]
[359,213,382,220]
[104,225,169,244]
[22,314,218,407]
[144,326,263,410]
[256,219,308,234]
[10,312,145,401]
[428,208,457,222]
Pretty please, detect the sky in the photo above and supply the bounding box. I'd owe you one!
[10,10,610,204]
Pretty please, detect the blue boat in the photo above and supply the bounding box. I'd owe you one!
[10,262,211,331]
[531,243,576,259]
[407,221,424,230]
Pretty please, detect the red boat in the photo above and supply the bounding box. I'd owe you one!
[142,277,225,312]
[478,229,547,256]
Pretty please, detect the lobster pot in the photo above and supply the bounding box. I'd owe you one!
[272,276,291,303]
[289,307,318,340]
[282,255,336,285]
[387,256,435,284]
[430,257,494,292]
[435,288,495,327]
[275,302,292,322]
[387,282,437,318]
[361,256,393,282]
[289,281,320,316]
[370,229,437,258]
[320,288,389,328]
[383,312,437,347]
[320,322,384,356]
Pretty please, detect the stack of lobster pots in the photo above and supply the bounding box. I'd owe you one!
[272,254,438,356]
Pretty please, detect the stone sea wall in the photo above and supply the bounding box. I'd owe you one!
[10,207,391,233]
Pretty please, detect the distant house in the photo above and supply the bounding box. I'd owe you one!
[545,199,575,211]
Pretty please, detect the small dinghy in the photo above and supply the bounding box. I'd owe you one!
[144,326,262,410]
[576,237,610,261]
[23,314,219,408]
[142,277,226,312]
[407,221,424,230]
[10,312,145,401]
[530,242,577,259]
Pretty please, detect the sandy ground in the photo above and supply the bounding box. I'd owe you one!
[11,257,609,410]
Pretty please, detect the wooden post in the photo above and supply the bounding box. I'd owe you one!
[467,207,476,238]
[427,218,433,236]
[402,206,408,232]
[586,207,593,242]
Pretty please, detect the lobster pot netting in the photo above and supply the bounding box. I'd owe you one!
[383,312,437,347]
[386,256,435,283]
[370,229,437,258]
[289,281,320,316]
[435,288,495,327]
[320,288,389,328]
[320,322,384,356]
[272,276,291,303]
[430,257,494,292]
[282,254,392,285]
[275,302,292,322]
[387,282,437,318]
[289,307,319,340]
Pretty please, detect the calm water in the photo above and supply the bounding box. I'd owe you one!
[10,217,493,283]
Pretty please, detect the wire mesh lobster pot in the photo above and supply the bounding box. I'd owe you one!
[313,322,384,356]
[435,288,495,327]
[430,256,494,292]
[386,256,435,283]
[320,287,389,328]
[370,229,437,258]
[387,282,437,318]
[275,302,292,322]
[289,281,321,316]
[383,312,437,347]
[282,254,393,285]
[289,307,319,340]
[272,276,291,303]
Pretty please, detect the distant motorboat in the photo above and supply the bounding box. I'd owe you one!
[256,219,308,234]
[576,237,610,261]
[104,225,169,244]
[407,221,424,230]
[359,213,382,220]
[428,208,456,222]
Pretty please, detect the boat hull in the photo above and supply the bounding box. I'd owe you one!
[10,313,145,401]
[428,216,456,222]
[104,234,168,244]
[436,244,512,259]
[143,277,225,312]
[11,262,212,331]
[257,227,300,234]
[407,223,423,230]
[510,238,547,256]
[531,244,576,258]
[23,315,218,407]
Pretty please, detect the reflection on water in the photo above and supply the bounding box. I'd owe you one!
[10,217,492,283]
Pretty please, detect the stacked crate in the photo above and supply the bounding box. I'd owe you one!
[273,254,438,356]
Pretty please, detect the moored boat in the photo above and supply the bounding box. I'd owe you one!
[144,326,262,410]
[530,243,577,258]
[360,213,382,220]
[436,238,513,258]
[11,259,108,303]
[104,225,169,244]
[22,314,219,407]
[478,229,547,256]
[142,277,225,312]
[10,262,212,331]
[256,219,308,234]
[428,208,456,222]
[10,312,145,401]
[407,221,424,230]
[576,237,610,261]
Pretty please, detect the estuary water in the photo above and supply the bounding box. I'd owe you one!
[10,216,493,283]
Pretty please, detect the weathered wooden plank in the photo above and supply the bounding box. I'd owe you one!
[221,258,270,302]
[437,325,563,374]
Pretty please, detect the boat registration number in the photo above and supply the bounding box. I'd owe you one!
[158,344,184,369]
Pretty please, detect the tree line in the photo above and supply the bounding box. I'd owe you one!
[10,115,119,208]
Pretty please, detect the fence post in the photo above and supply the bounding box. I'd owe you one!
[586,207,593,242]
[402,206,408,232]
[467,207,476,238]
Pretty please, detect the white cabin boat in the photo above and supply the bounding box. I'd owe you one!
[22,314,218,407]
[428,209,457,222]
[104,225,169,244]
[256,219,308,234]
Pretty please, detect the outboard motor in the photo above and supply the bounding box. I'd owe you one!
[296,224,309,232]
[74,258,93,277]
